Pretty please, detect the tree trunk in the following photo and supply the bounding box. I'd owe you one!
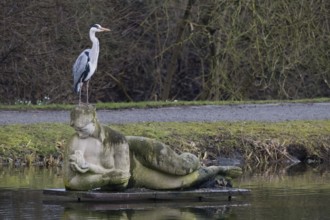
[161,0,196,101]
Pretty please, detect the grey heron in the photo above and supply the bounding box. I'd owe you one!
[72,24,110,104]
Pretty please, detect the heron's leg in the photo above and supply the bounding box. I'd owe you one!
[78,81,83,105]
[86,80,89,104]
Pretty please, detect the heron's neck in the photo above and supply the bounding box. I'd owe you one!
[89,31,99,64]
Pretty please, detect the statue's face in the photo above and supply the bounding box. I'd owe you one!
[74,120,96,138]
[70,106,97,138]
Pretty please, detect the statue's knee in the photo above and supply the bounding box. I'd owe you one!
[180,153,200,168]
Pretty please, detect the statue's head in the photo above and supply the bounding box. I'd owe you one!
[70,105,98,138]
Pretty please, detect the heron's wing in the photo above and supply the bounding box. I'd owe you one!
[72,49,90,92]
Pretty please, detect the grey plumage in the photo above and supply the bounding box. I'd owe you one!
[72,24,110,104]
[73,49,90,93]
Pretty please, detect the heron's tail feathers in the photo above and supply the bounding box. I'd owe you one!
[73,82,82,93]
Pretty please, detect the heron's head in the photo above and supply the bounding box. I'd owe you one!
[90,24,111,32]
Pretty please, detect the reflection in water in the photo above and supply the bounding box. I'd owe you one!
[236,163,330,220]
[0,165,63,189]
[1,163,330,219]
[1,188,243,220]
[0,189,64,220]
[60,202,238,219]
[240,163,330,190]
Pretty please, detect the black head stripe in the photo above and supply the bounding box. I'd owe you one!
[91,24,100,29]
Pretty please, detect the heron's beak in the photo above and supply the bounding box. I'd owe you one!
[101,27,111,32]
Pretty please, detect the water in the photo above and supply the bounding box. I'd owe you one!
[1,164,330,220]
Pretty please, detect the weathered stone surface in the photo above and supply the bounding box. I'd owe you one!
[44,188,251,202]
[64,105,130,191]
[63,105,242,191]
[127,136,200,176]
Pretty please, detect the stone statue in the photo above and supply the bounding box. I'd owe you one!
[64,105,242,191]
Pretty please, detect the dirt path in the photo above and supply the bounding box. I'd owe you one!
[0,102,329,125]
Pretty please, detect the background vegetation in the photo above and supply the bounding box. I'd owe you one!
[1,0,329,104]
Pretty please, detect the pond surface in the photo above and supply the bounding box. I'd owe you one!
[1,163,330,220]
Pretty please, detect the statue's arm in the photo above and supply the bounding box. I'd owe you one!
[98,128,131,184]
[112,141,130,175]
[66,146,130,189]
[93,141,130,186]
[84,163,113,174]
[68,148,128,177]
[67,137,118,175]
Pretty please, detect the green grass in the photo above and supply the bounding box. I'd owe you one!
[0,123,74,162]
[0,120,329,165]
[113,121,330,159]
[0,98,329,111]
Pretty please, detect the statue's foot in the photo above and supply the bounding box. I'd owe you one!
[197,176,233,188]
[213,165,243,178]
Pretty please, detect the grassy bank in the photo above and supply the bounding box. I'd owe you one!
[0,120,329,166]
[0,98,329,111]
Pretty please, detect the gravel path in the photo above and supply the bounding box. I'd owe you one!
[0,102,329,125]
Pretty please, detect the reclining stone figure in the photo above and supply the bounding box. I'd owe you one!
[64,105,242,191]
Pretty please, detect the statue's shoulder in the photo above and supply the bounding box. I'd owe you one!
[101,124,127,145]
[69,133,80,143]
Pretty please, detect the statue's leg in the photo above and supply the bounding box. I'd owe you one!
[65,174,105,191]
[127,136,200,176]
[129,154,237,190]
[65,172,129,191]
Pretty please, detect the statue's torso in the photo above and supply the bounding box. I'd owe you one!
[70,135,115,169]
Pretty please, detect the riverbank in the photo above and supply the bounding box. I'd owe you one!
[0,120,329,166]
